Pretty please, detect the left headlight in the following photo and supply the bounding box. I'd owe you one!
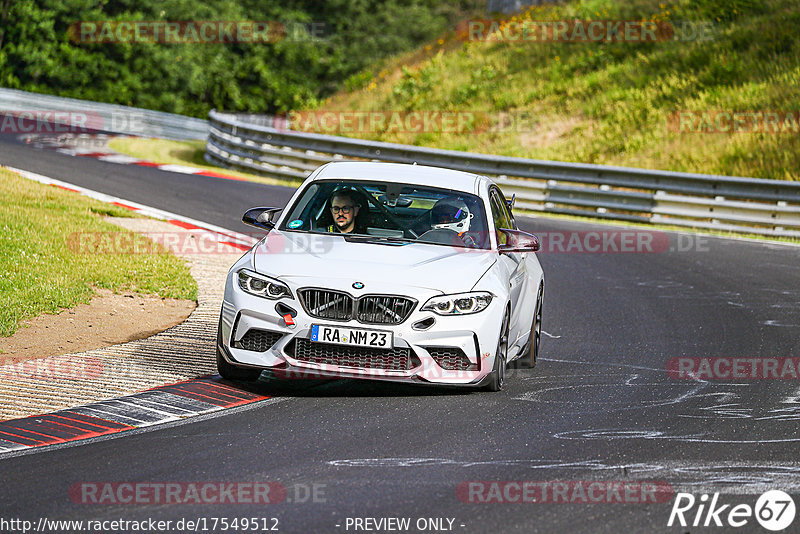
[421,291,493,315]
[237,269,293,300]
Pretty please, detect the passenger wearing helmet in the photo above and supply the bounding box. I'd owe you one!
[429,198,477,247]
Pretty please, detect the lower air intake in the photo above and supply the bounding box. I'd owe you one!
[425,347,477,371]
[233,329,283,352]
[286,338,419,371]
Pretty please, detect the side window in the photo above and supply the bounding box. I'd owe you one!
[496,187,517,229]
[489,190,510,245]
[281,183,320,231]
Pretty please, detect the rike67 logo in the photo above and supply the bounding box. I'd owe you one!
[668,491,796,531]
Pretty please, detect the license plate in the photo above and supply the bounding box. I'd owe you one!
[310,324,393,348]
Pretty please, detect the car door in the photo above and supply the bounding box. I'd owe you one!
[503,190,541,354]
[489,187,527,351]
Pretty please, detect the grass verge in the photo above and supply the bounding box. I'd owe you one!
[0,168,197,338]
[316,0,800,181]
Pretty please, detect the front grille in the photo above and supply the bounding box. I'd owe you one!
[233,329,283,352]
[357,296,416,325]
[286,338,419,371]
[426,346,477,371]
[298,289,354,321]
[299,288,416,325]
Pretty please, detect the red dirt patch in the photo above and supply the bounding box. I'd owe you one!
[0,289,195,362]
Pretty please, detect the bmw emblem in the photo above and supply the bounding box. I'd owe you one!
[352,282,365,290]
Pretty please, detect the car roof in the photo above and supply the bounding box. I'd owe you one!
[313,161,489,195]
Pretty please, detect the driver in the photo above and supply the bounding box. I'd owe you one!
[326,189,367,234]
[430,198,477,247]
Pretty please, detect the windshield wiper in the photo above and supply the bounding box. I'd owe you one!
[343,235,412,245]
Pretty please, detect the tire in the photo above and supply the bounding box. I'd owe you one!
[529,285,543,368]
[483,311,510,392]
[216,321,262,381]
[510,284,543,370]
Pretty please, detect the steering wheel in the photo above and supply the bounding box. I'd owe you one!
[354,184,419,239]
[418,228,471,247]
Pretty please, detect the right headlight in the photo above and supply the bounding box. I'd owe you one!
[421,291,493,315]
[237,269,293,300]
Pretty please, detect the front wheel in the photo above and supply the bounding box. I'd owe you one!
[510,284,543,370]
[217,347,262,381]
[530,285,543,368]
[483,311,509,392]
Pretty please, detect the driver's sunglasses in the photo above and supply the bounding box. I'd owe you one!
[331,205,354,214]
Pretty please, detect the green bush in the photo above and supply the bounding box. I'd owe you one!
[324,0,800,180]
[0,0,482,116]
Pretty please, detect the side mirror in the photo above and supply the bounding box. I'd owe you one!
[497,228,540,253]
[243,207,282,231]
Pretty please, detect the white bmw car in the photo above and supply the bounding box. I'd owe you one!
[216,162,544,391]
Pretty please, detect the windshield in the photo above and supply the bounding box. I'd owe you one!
[278,179,490,249]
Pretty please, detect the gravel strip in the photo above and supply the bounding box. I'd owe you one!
[0,219,238,420]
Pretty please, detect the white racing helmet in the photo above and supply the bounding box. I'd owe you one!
[431,198,473,233]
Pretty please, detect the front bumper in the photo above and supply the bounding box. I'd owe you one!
[218,273,504,386]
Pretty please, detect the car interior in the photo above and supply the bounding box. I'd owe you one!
[281,180,490,249]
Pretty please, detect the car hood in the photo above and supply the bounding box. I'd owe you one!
[252,230,496,294]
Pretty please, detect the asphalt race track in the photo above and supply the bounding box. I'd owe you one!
[2,135,800,533]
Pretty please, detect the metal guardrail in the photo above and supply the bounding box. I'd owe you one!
[207,110,800,238]
[3,90,795,237]
[0,88,208,140]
